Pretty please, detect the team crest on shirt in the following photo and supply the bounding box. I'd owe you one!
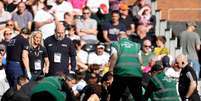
[162,76,174,82]
[48,44,53,47]
[61,44,67,47]
[121,42,134,48]
[8,39,16,46]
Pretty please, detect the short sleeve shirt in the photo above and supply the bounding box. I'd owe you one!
[7,34,29,61]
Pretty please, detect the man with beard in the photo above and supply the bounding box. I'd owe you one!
[44,23,76,75]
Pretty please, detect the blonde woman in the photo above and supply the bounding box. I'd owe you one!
[23,31,49,80]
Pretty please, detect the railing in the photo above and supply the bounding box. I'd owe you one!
[152,1,200,97]
[153,2,182,58]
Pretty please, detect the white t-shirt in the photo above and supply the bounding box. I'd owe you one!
[52,1,73,21]
[72,79,87,95]
[0,69,10,98]
[34,9,56,39]
[86,0,109,13]
[77,50,88,64]
[88,52,110,66]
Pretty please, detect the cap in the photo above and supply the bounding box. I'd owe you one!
[100,4,109,14]
[119,3,129,10]
[187,21,197,27]
[97,42,105,48]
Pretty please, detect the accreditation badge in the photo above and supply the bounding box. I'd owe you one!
[54,53,62,63]
[34,59,42,70]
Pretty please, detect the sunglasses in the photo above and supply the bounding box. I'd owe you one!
[83,12,90,15]
[6,24,14,26]
[5,33,12,35]
[144,45,151,48]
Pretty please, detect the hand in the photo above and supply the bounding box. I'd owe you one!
[46,19,54,24]
[27,71,32,80]
[43,67,49,74]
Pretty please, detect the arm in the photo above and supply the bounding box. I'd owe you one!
[185,71,197,98]
[103,30,111,43]
[80,28,97,35]
[34,19,54,29]
[130,24,135,33]
[43,57,49,74]
[22,50,30,73]
[14,21,21,31]
[196,44,200,51]
[76,20,98,35]
[77,57,88,72]
[28,21,33,31]
[70,56,77,72]
[70,40,77,72]
[109,52,117,72]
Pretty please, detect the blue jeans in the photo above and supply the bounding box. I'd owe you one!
[6,61,24,87]
[189,59,200,79]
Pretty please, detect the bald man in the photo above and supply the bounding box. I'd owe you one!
[176,54,200,101]
[129,25,153,47]
[44,24,76,75]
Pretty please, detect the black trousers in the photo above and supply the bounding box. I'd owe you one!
[110,75,143,101]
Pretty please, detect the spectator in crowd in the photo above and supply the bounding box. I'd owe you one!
[22,31,49,80]
[0,43,7,65]
[72,72,87,97]
[31,76,71,101]
[0,1,11,30]
[102,10,126,43]
[0,48,10,100]
[143,64,180,101]
[73,40,88,72]
[130,24,152,46]
[0,29,13,46]
[51,0,73,21]
[179,22,201,79]
[153,36,169,60]
[2,0,17,13]
[34,0,56,39]
[176,54,200,101]
[138,39,154,69]
[6,28,31,87]
[137,4,156,33]
[44,23,76,75]
[109,30,142,101]
[138,39,154,87]
[131,0,151,17]
[0,20,19,41]
[76,6,98,44]
[67,25,80,41]
[88,42,110,71]
[119,3,135,33]
[63,12,75,31]
[2,75,29,101]
[86,0,109,14]
[109,0,120,11]
[100,71,113,101]
[12,2,33,30]
[69,0,86,15]
[81,82,102,101]
[27,0,46,16]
